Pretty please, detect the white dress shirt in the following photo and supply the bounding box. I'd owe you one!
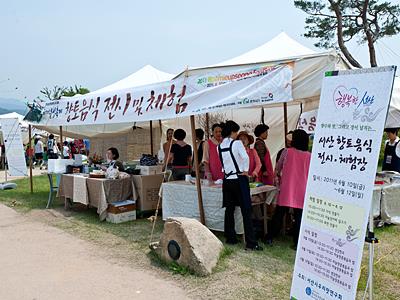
[385,137,400,158]
[218,137,249,179]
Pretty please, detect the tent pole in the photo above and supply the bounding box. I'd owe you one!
[190,115,205,225]
[28,125,33,193]
[158,120,162,136]
[205,113,210,139]
[59,126,63,144]
[283,102,288,146]
[150,120,154,156]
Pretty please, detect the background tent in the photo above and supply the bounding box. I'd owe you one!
[32,33,352,162]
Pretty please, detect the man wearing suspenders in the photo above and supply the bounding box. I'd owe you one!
[218,121,262,251]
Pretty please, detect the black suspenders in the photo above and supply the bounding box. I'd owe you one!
[218,140,241,179]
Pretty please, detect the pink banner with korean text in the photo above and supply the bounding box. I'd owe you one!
[290,66,396,300]
[25,64,293,126]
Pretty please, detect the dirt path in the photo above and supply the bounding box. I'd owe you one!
[0,204,189,300]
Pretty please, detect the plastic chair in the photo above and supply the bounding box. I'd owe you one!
[46,173,60,208]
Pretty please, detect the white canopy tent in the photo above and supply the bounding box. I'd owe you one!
[31,33,400,162]
[32,33,353,161]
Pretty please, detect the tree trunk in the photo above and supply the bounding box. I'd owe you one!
[330,1,363,68]
[361,0,378,67]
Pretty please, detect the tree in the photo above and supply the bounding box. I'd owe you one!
[294,0,400,67]
[39,85,90,101]
[62,85,90,97]
[39,86,67,101]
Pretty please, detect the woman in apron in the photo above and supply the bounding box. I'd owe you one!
[218,121,262,251]
[254,124,274,185]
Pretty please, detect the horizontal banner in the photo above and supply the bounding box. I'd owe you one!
[25,64,293,126]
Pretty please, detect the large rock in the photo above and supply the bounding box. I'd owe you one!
[156,217,223,276]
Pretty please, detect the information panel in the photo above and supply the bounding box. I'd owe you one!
[290,66,396,300]
[0,118,27,176]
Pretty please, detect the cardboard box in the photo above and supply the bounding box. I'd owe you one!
[106,210,136,223]
[108,200,136,214]
[136,165,163,175]
[132,174,164,211]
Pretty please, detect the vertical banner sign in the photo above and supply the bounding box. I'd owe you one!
[0,118,27,176]
[290,66,396,300]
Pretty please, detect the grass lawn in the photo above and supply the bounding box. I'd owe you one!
[0,175,399,299]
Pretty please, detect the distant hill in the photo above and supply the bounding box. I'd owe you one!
[0,98,29,115]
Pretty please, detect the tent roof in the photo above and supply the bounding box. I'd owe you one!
[89,64,175,94]
[0,112,29,128]
[214,32,316,67]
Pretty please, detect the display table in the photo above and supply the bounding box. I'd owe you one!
[131,174,164,211]
[162,181,277,234]
[58,174,134,220]
[372,182,400,224]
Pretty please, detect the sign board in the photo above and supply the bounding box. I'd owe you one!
[25,63,293,126]
[0,118,27,176]
[290,66,396,300]
[297,109,318,134]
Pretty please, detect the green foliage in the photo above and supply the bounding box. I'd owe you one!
[294,0,400,67]
[38,85,90,101]
[62,85,90,97]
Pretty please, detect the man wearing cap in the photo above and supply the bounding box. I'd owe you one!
[383,128,400,173]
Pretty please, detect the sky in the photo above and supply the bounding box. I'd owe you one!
[0,0,399,102]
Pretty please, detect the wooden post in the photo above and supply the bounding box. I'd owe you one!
[158,120,162,136]
[205,113,210,139]
[59,126,63,144]
[28,125,33,193]
[283,102,288,146]
[150,120,154,156]
[190,115,206,225]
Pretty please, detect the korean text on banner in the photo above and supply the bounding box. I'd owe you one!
[0,118,28,176]
[290,66,396,300]
[25,64,293,126]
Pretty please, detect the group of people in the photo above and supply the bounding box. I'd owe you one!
[30,135,90,168]
[162,121,311,250]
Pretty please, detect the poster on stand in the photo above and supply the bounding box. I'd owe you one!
[0,118,27,176]
[290,66,396,300]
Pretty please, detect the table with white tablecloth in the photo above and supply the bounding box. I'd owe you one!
[162,181,277,234]
[372,183,400,224]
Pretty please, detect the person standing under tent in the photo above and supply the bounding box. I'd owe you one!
[266,129,311,249]
[254,124,274,185]
[62,141,71,159]
[163,128,175,170]
[237,131,262,182]
[202,123,224,181]
[382,128,400,173]
[34,137,44,169]
[276,130,293,163]
[47,134,59,159]
[218,120,262,251]
[168,129,192,180]
[192,128,205,178]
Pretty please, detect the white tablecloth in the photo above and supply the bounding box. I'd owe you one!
[162,181,277,234]
[372,183,400,225]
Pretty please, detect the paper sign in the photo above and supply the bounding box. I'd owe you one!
[290,66,396,300]
[297,109,318,134]
[0,118,27,176]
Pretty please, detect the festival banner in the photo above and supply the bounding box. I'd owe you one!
[0,118,27,176]
[290,66,396,300]
[24,64,293,126]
